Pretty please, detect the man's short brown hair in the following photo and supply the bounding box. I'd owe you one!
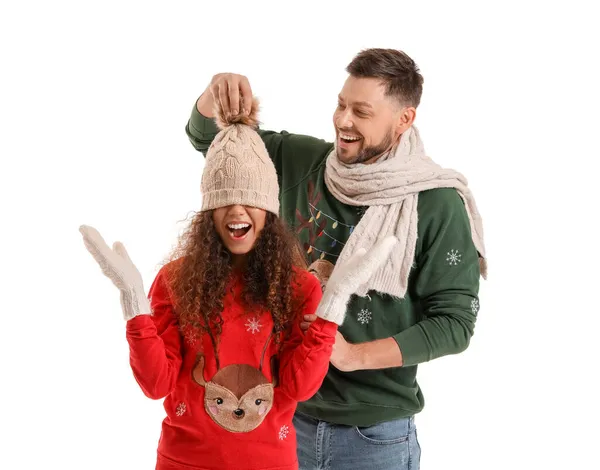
[346,48,424,108]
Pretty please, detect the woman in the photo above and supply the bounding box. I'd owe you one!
[80,99,395,469]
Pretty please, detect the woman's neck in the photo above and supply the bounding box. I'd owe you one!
[231,253,248,271]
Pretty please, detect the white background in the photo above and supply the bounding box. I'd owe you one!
[1,1,598,469]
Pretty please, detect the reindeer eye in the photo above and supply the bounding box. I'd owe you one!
[216,398,223,405]
[255,399,262,405]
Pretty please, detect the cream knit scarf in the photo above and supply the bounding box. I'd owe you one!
[324,126,487,299]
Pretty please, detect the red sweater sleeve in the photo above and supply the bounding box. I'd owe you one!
[277,274,338,402]
[125,268,183,400]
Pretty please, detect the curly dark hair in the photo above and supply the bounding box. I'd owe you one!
[165,211,305,363]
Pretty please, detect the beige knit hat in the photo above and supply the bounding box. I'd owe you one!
[201,98,279,215]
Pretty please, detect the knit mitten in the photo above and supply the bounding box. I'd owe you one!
[315,236,399,325]
[80,225,151,321]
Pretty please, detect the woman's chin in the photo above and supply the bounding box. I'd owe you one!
[225,240,256,256]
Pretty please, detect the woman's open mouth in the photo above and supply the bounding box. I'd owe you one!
[227,223,252,240]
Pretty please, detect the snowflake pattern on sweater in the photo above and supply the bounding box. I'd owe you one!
[446,249,462,266]
[278,425,290,440]
[245,317,262,334]
[184,330,198,347]
[357,308,372,325]
[176,402,187,417]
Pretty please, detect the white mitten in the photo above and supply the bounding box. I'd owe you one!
[79,225,151,321]
[315,236,398,325]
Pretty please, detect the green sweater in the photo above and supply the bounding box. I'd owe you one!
[186,106,481,426]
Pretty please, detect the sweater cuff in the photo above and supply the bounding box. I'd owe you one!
[316,293,350,326]
[393,325,431,367]
[126,313,155,335]
[311,317,339,335]
[189,99,220,137]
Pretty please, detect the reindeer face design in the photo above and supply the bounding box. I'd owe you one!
[308,259,335,292]
[192,355,276,433]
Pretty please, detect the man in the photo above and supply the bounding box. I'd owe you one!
[185,48,486,470]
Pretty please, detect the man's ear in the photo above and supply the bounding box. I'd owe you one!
[395,107,417,137]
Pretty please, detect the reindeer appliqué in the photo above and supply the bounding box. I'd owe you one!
[191,333,279,433]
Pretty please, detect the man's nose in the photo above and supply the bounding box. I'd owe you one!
[336,110,353,130]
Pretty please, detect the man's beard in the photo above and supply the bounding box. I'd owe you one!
[348,130,395,164]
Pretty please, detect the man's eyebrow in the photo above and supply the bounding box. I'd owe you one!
[338,95,373,109]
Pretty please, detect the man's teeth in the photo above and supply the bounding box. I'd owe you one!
[340,134,361,141]
[227,223,250,230]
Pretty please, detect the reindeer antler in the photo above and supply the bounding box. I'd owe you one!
[192,354,207,386]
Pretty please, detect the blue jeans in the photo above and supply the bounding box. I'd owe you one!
[293,412,421,470]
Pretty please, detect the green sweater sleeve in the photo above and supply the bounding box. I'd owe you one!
[393,188,481,367]
[185,101,221,154]
[185,102,334,192]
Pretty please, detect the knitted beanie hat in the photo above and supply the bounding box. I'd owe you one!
[201,98,279,215]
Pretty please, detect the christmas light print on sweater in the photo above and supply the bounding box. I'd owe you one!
[296,181,357,263]
[446,249,462,266]
[278,425,290,440]
[308,204,352,249]
[245,317,262,334]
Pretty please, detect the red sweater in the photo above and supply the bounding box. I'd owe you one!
[126,264,337,470]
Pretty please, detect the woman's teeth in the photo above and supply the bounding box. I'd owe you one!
[227,223,251,238]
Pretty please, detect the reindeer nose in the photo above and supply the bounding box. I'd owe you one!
[233,408,245,419]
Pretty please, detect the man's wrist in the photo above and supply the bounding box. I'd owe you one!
[349,342,367,370]
[196,91,214,118]
[353,337,403,370]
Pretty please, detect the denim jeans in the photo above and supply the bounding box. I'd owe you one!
[293,411,421,470]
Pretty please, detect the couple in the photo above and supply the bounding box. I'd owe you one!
[81,48,486,470]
